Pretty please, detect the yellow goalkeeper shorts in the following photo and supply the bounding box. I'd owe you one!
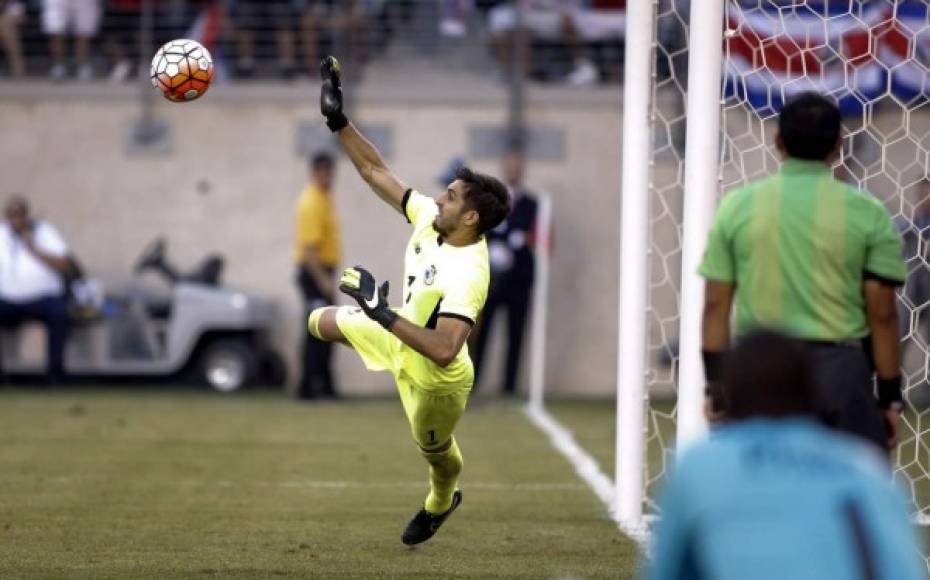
[335,306,471,449]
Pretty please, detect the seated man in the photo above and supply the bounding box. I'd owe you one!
[0,196,71,384]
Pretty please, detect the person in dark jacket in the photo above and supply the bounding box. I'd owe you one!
[471,151,538,396]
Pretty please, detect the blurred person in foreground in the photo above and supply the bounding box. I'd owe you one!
[471,150,539,396]
[646,330,925,580]
[700,92,906,452]
[0,196,71,384]
[42,0,102,80]
[0,0,25,77]
[309,57,510,545]
[294,151,342,400]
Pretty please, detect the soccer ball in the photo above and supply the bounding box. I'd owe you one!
[150,39,214,103]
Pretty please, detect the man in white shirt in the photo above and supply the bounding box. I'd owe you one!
[0,196,71,383]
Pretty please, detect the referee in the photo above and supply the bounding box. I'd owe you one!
[699,92,907,451]
[294,151,342,400]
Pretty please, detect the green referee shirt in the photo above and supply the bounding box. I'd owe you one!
[699,158,906,341]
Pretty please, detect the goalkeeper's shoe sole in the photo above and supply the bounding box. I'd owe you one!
[401,490,463,546]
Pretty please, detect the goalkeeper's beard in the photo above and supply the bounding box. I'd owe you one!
[432,216,451,238]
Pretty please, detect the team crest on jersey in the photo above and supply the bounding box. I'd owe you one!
[424,265,437,286]
[414,243,421,255]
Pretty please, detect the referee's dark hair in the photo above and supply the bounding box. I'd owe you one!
[309,150,335,171]
[456,166,512,235]
[721,330,818,420]
[777,92,842,161]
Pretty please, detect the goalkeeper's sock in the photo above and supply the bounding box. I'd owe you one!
[307,308,325,340]
[421,437,463,514]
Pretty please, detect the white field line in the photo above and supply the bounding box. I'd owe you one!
[207,480,587,491]
[13,476,586,492]
[524,404,651,548]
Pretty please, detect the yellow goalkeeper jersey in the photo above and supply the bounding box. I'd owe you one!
[397,189,489,390]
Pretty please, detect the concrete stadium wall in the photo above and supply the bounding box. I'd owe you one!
[4,82,926,397]
[0,83,621,396]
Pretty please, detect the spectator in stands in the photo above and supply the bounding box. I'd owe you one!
[647,330,925,580]
[102,0,141,82]
[0,196,71,385]
[43,0,102,80]
[570,0,625,82]
[440,0,468,37]
[0,0,25,77]
[472,151,539,396]
[300,0,371,76]
[294,152,342,400]
[488,0,624,85]
[231,0,298,78]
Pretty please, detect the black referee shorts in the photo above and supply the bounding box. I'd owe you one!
[807,341,887,452]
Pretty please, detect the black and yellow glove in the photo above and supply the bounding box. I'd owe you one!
[320,56,348,133]
[339,266,398,330]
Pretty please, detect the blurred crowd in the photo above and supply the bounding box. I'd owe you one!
[0,0,630,85]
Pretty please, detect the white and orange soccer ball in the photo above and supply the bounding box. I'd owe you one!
[150,39,214,103]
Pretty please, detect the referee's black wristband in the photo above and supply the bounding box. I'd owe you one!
[325,112,349,133]
[876,376,903,409]
[702,349,725,383]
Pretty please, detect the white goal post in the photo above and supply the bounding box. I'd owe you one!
[615,0,727,532]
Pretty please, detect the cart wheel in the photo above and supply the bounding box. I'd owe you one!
[199,339,256,392]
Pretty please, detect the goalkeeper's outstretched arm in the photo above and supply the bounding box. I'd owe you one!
[337,123,408,214]
[320,55,408,215]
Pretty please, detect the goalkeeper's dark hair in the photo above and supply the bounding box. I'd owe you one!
[456,166,511,235]
[719,329,817,421]
[778,92,842,161]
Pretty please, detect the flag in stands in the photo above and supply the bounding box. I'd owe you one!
[725,1,930,115]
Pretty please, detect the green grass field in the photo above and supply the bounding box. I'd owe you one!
[0,389,640,579]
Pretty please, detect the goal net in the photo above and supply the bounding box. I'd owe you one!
[532,0,930,565]
[649,0,930,555]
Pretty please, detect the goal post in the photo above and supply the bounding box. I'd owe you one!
[676,0,725,450]
[528,193,553,413]
[616,0,657,530]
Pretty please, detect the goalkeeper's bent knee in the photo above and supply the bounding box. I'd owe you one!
[308,308,326,340]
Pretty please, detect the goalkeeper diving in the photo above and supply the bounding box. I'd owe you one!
[309,56,512,545]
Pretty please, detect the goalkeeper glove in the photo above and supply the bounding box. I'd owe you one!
[320,56,348,133]
[339,266,399,330]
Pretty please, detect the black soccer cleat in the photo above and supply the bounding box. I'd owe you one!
[401,490,463,546]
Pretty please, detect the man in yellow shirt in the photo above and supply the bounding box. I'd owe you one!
[308,56,511,545]
[294,151,342,400]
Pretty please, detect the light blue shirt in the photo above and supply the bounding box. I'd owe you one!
[646,419,926,580]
